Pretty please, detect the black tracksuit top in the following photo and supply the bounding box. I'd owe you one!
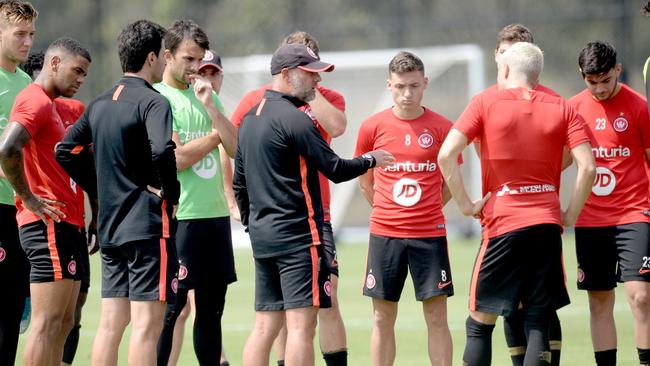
[56,76,180,248]
[233,90,373,258]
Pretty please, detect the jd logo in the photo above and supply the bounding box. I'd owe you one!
[192,153,217,179]
[592,166,615,196]
[392,178,422,207]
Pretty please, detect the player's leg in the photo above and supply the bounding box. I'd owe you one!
[363,235,408,366]
[463,310,498,366]
[131,300,167,365]
[193,282,227,364]
[617,223,650,365]
[92,297,131,366]
[408,236,454,366]
[242,310,285,366]
[244,255,286,366]
[166,297,192,366]
[62,232,91,366]
[318,221,347,365]
[575,226,618,365]
[129,236,178,366]
[272,324,287,365]
[157,287,189,366]
[0,203,28,366]
[548,311,562,366]
[503,309,526,366]
[220,348,230,366]
[93,245,131,366]
[285,306,318,366]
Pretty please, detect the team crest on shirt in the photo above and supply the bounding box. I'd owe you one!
[365,273,376,289]
[612,116,628,132]
[171,278,179,294]
[577,268,585,283]
[323,280,332,296]
[418,132,434,148]
[0,247,5,262]
[68,260,77,275]
[178,265,188,280]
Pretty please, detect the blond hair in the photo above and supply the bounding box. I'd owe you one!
[0,0,37,27]
[500,42,543,85]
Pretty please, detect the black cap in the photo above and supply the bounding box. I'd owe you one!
[270,44,334,75]
[199,50,223,72]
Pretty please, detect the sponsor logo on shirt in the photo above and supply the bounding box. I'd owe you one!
[384,160,437,173]
[496,184,556,196]
[192,152,218,179]
[392,178,422,207]
[592,166,616,196]
[612,116,628,132]
[418,132,434,148]
[592,145,630,159]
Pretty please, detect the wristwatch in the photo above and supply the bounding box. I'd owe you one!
[361,153,376,168]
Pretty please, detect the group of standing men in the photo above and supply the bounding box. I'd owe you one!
[0,0,649,366]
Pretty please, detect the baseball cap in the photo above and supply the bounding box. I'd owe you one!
[199,49,223,72]
[270,44,334,75]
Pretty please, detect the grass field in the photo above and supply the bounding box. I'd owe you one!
[18,234,638,365]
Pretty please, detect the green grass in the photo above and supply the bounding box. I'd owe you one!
[18,235,637,365]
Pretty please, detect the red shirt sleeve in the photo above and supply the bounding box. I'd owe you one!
[354,118,376,156]
[10,88,51,137]
[231,88,266,128]
[318,86,346,112]
[453,96,483,142]
[564,104,590,149]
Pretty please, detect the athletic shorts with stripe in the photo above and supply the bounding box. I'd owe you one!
[176,216,237,290]
[101,237,178,302]
[321,221,339,277]
[19,220,86,283]
[363,234,453,302]
[78,226,91,293]
[470,224,570,316]
[575,222,650,291]
[254,245,332,311]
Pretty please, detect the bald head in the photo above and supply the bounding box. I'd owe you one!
[498,42,543,88]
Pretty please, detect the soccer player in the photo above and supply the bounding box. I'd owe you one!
[355,51,454,366]
[230,31,349,366]
[438,42,595,366]
[644,2,650,112]
[0,1,36,364]
[165,48,233,366]
[55,20,179,366]
[0,37,91,366]
[154,21,238,366]
[486,24,565,366]
[21,49,93,366]
[568,41,650,366]
[234,43,393,366]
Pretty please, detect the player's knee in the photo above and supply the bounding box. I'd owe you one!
[588,291,614,314]
[628,288,650,313]
[373,305,397,329]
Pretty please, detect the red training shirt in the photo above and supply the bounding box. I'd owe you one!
[355,107,456,238]
[454,87,590,238]
[10,84,84,227]
[231,85,345,222]
[569,84,650,227]
[55,98,86,220]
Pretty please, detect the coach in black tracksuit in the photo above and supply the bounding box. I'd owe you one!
[234,44,393,366]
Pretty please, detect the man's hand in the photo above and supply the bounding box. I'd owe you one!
[192,75,214,107]
[561,209,578,227]
[460,192,491,218]
[147,185,177,218]
[367,149,395,168]
[87,218,99,255]
[23,194,66,223]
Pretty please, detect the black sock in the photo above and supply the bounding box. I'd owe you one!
[638,348,650,365]
[504,311,526,366]
[62,324,81,364]
[548,312,562,366]
[323,350,347,366]
[156,288,188,366]
[277,361,285,366]
[594,349,616,366]
[522,313,551,366]
[463,316,495,366]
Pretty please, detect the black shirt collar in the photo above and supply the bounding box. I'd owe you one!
[263,89,307,108]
